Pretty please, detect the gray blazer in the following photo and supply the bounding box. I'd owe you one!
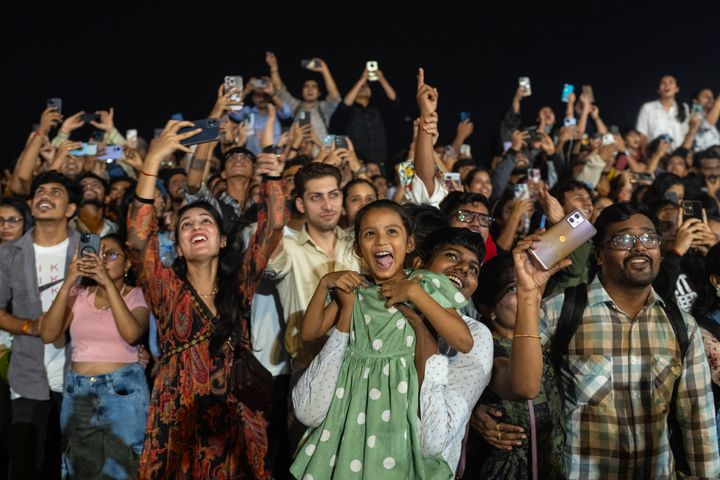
[0,228,79,400]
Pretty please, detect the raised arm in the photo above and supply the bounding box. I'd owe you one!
[376,69,397,101]
[128,120,201,253]
[707,94,720,126]
[343,70,369,106]
[590,105,608,134]
[235,152,288,297]
[682,114,701,150]
[576,93,592,136]
[308,58,341,102]
[415,68,440,196]
[265,51,284,91]
[497,232,571,399]
[11,108,62,195]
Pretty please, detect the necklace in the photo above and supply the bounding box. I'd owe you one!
[197,287,218,298]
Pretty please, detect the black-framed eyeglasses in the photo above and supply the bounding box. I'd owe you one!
[0,217,22,227]
[102,250,125,261]
[454,210,494,227]
[600,232,661,250]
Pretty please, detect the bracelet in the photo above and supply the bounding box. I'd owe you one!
[134,193,155,205]
[513,334,541,339]
[21,320,32,335]
[290,147,300,152]
[140,169,157,178]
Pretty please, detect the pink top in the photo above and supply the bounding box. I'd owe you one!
[70,286,148,363]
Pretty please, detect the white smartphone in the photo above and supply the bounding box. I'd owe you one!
[224,75,244,111]
[126,129,138,149]
[459,144,471,158]
[601,133,616,146]
[518,77,532,96]
[366,61,379,81]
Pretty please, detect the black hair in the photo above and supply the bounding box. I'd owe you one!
[101,233,136,286]
[452,159,477,173]
[294,163,341,199]
[284,156,312,170]
[473,254,515,309]
[489,190,516,238]
[419,227,485,266]
[220,147,256,171]
[549,179,593,205]
[692,243,720,318]
[169,201,252,355]
[694,148,720,169]
[0,197,32,236]
[109,176,135,189]
[342,178,378,209]
[439,191,490,218]
[353,200,412,249]
[657,75,687,123]
[642,172,684,205]
[462,167,491,190]
[29,171,81,208]
[76,172,109,195]
[402,204,449,261]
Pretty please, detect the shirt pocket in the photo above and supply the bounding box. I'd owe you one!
[651,354,681,412]
[565,355,613,409]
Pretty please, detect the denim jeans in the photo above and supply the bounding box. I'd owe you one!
[60,363,149,480]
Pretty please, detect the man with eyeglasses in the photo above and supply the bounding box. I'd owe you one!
[439,192,498,261]
[509,202,719,478]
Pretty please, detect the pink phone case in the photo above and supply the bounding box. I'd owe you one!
[529,209,596,270]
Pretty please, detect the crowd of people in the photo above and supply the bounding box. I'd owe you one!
[0,52,719,480]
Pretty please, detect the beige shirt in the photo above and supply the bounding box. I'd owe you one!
[267,225,360,367]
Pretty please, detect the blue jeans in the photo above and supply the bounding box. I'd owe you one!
[60,363,149,480]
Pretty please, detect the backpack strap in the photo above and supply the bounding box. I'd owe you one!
[550,283,588,374]
[661,297,692,475]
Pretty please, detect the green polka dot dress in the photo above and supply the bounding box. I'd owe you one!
[290,270,468,479]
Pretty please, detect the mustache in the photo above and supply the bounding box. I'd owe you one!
[624,253,653,267]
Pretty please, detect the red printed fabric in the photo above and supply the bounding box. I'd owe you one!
[130,178,285,479]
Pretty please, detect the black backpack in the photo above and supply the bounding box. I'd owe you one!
[549,283,691,473]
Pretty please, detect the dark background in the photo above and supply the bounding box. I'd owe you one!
[3,3,719,171]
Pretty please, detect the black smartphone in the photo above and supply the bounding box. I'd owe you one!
[334,135,349,149]
[178,119,220,146]
[297,110,311,127]
[79,233,101,257]
[681,200,703,220]
[47,98,62,114]
[81,112,100,123]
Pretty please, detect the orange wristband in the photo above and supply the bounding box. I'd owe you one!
[140,169,157,177]
[21,320,32,335]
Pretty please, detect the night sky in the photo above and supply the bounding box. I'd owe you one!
[4,3,719,171]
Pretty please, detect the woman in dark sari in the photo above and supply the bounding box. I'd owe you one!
[127,120,286,479]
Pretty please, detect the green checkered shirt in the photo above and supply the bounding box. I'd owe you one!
[540,277,719,479]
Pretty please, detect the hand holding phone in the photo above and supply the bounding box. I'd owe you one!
[297,110,311,127]
[561,84,575,103]
[529,209,597,270]
[581,85,595,103]
[518,77,532,96]
[444,172,462,192]
[178,119,220,146]
[79,233,101,258]
[366,61,379,81]
[47,98,62,114]
[224,75,244,111]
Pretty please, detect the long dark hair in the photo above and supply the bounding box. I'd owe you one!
[171,201,250,355]
[692,243,720,319]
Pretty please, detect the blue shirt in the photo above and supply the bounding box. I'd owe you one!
[237,104,292,154]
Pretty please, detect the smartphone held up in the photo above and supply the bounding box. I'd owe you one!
[529,209,597,270]
[178,119,220,146]
[366,61,379,81]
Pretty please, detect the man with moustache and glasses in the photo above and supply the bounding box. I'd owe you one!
[68,172,118,235]
[506,202,719,479]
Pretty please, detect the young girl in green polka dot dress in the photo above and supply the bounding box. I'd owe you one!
[290,200,473,479]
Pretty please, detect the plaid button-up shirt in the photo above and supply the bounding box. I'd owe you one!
[540,277,719,479]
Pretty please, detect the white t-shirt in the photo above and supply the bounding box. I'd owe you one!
[636,100,689,150]
[27,239,68,396]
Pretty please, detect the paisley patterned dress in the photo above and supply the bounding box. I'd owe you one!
[129,178,285,479]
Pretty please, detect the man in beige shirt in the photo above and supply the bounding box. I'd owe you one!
[267,163,360,369]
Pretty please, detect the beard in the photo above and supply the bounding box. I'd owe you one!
[80,198,105,209]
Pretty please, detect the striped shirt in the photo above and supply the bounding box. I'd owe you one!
[539,277,719,479]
